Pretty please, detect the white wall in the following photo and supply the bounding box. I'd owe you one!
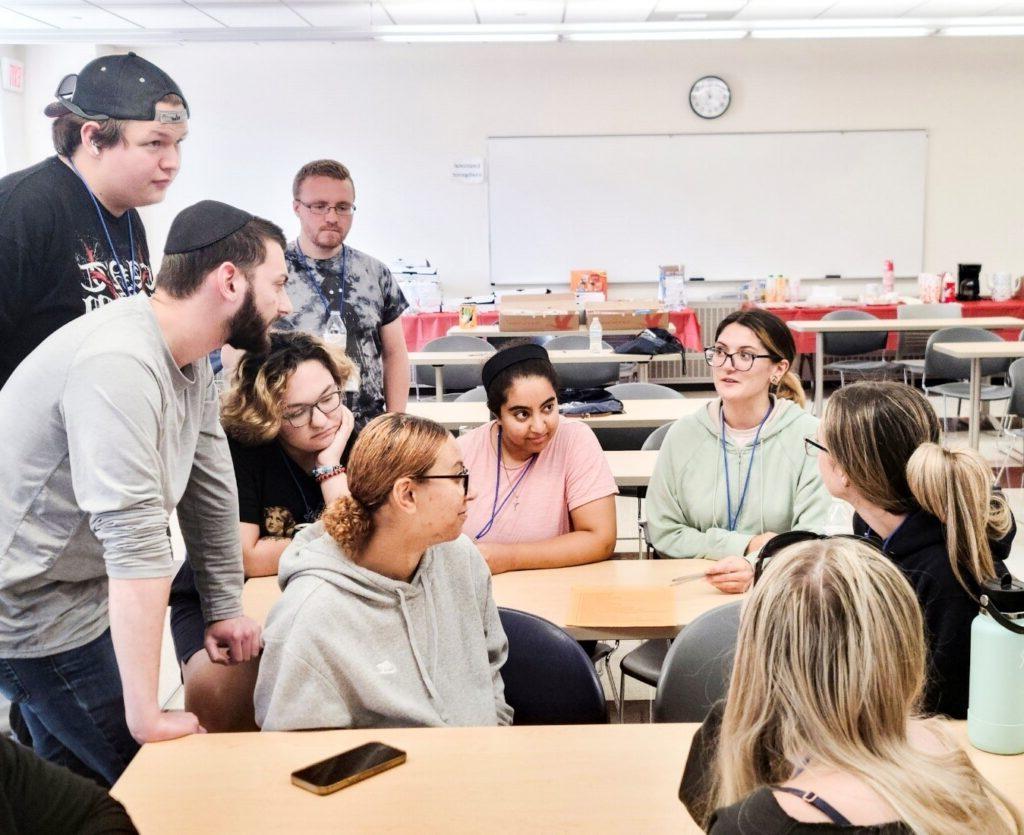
[0,45,28,174]
[18,37,1024,300]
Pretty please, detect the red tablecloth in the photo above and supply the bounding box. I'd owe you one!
[401,309,703,352]
[755,300,1024,354]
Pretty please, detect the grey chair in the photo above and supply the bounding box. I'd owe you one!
[454,385,488,402]
[821,309,892,387]
[894,303,962,386]
[545,334,621,389]
[922,327,1012,427]
[653,602,742,723]
[414,335,494,399]
[595,383,682,452]
[995,356,1024,487]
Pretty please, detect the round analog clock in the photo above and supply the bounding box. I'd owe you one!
[689,75,731,119]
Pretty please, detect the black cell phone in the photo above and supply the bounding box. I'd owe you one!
[290,742,407,796]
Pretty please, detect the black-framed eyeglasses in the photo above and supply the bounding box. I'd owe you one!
[703,346,775,372]
[804,438,829,457]
[281,388,344,428]
[415,469,470,496]
[753,530,883,585]
[296,200,357,217]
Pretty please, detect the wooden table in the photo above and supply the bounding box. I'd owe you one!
[405,397,712,430]
[606,450,658,487]
[113,723,699,834]
[934,341,1024,449]
[787,317,1024,415]
[243,559,729,641]
[409,349,673,401]
[446,323,670,338]
[110,721,1021,834]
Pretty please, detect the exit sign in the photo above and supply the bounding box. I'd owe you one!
[2,58,24,93]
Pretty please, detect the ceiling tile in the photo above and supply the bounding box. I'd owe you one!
[4,3,141,27]
[564,0,656,23]
[106,4,225,26]
[288,1,377,25]
[473,0,565,24]
[820,0,920,17]
[381,0,477,24]
[988,0,1024,11]
[193,2,311,26]
[734,0,834,19]
[905,0,1004,15]
[0,6,54,26]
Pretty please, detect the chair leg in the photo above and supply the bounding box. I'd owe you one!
[617,667,626,722]
[603,653,618,710]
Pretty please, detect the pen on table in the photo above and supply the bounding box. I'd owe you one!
[670,574,706,586]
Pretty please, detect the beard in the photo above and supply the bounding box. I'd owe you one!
[225,283,272,353]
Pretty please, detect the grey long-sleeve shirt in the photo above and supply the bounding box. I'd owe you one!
[0,295,243,658]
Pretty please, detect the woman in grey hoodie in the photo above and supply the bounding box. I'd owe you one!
[254,412,513,731]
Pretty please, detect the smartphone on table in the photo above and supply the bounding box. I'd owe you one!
[290,741,406,796]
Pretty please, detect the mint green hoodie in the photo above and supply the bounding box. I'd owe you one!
[646,398,830,559]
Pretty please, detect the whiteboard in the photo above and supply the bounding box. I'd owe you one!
[487,130,927,284]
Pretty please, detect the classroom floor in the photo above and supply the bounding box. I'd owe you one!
[157,384,1024,721]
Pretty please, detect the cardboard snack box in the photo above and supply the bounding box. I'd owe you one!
[584,300,669,331]
[498,293,580,332]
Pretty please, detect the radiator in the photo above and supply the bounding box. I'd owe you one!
[648,300,741,385]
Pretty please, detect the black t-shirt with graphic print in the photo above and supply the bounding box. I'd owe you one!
[231,437,325,536]
[0,156,153,388]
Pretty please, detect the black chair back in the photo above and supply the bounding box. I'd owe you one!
[498,607,608,725]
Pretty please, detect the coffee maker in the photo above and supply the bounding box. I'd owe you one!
[957,263,981,301]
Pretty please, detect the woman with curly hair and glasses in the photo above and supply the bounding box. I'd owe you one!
[169,330,357,731]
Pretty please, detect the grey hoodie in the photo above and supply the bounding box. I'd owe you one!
[254,522,513,731]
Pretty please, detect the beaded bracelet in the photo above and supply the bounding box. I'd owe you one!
[312,464,346,484]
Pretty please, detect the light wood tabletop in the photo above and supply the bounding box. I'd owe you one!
[606,450,659,487]
[447,323,667,337]
[933,340,1024,449]
[243,558,732,641]
[112,723,699,834]
[405,397,711,430]
[787,316,1024,415]
[110,722,1021,835]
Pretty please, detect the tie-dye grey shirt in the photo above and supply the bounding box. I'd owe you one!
[280,242,408,430]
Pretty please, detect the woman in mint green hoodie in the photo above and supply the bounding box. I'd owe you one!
[646,309,830,594]
[254,412,513,731]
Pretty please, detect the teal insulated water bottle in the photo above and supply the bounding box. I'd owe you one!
[967,574,1024,755]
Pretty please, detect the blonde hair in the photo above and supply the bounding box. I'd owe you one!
[322,412,449,553]
[220,331,355,445]
[714,309,805,407]
[713,538,1021,834]
[822,382,1010,591]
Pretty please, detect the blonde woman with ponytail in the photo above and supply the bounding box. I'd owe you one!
[647,309,829,593]
[254,413,513,731]
[683,538,1022,834]
[814,381,1014,718]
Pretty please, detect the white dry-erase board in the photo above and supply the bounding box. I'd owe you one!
[487,130,927,284]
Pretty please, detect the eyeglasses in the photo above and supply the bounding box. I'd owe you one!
[703,346,775,372]
[297,200,357,217]
[752,530,883,585]
[281,388,344,428]
[415,469,470,496]
[804,438,829,457]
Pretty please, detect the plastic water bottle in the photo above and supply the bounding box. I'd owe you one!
[589,316,603,353]
[823,498,854,535]
[968,574,1024,755]
[323,310,347,352]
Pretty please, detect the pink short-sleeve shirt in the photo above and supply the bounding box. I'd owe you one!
[458,417,618,544]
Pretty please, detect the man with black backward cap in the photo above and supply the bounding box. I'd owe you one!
[0,51,188,389]
[0,200,292,785]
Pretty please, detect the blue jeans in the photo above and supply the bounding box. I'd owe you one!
[0,629,139,786]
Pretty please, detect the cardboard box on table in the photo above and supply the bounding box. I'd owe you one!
[498,293,580,332]
[584,300,669,331]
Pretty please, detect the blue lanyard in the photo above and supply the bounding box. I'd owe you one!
[68,159,138,297]
[475,426,536,540]
[720,403,773,532]
[296,241,347,318]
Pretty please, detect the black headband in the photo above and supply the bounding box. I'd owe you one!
[482,344,550,391]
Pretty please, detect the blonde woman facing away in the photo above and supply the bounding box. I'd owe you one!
[681,537,1022,834]
[254,412,513,731]
[646,309,829,593]
[812,381,1014,718]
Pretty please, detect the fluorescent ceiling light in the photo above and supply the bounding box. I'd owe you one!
[939,25,1024,36]
[567,29,746,39]
[377,33,559,41]
[751,26,933,38]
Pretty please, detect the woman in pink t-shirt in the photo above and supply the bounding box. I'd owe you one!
[457,343,618,574]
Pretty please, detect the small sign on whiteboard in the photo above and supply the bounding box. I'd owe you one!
[2,58,24,93]
[452,157,485,184]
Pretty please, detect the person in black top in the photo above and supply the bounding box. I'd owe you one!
[678,537,1020,834]
[0,52,188,389]
[811,382,1014,719]
[169,330,356,731]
